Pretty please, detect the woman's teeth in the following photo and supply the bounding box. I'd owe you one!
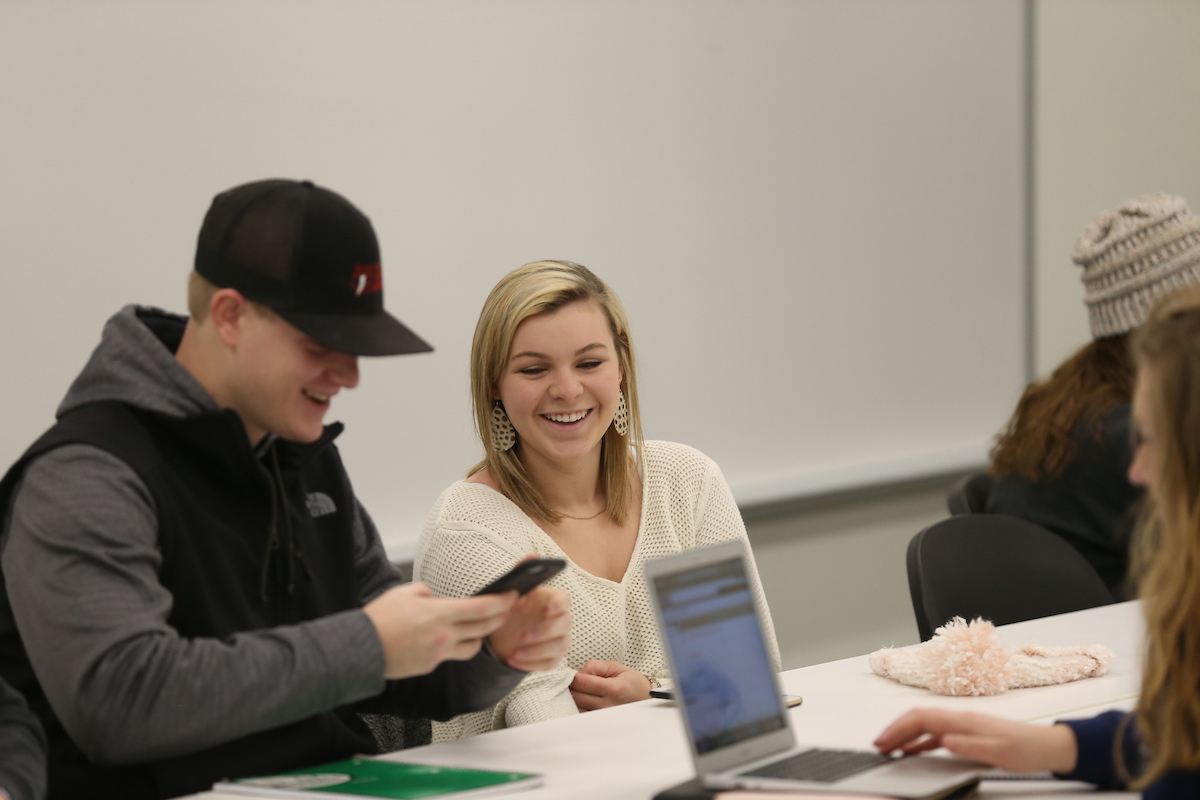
[303,389,330,403]
[545,410,588,423]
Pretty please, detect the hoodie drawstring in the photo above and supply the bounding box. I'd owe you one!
[258,476,280,603]
[259,443,304,602]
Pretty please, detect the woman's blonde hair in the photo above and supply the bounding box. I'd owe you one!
[469,261,644,524]
[1127,283,1200,787]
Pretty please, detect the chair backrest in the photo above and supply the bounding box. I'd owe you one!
[906,514,1116,641]
[946,471,995,515]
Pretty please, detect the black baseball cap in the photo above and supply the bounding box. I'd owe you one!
[194,178,433,357]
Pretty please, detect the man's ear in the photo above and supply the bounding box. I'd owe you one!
[209,288,250,348]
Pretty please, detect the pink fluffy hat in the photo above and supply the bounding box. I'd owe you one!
[869,617,1114,696]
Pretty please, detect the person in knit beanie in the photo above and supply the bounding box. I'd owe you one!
[1077,193,1200,337]
[878,283,1200,796]
[986,193,1200,598]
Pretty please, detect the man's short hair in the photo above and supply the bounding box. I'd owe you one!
[186,270,276,323]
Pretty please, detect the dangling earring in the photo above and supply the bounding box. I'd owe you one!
[613,391,629,436]
[490,402,516,452]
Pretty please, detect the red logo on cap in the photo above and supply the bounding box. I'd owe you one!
[350,263,383,297]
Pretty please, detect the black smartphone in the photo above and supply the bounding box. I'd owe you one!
[650,688,803,708]
[473,558,566,596]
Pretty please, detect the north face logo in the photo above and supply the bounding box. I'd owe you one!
[306,492,337,518]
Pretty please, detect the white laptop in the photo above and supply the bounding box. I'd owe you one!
[644,541,983,799]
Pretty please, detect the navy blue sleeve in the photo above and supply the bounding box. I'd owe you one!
[1058,710,1137,790]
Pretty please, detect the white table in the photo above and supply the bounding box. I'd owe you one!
[193,602,1144,799]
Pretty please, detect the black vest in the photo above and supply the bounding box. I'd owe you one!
[0,401,378,799]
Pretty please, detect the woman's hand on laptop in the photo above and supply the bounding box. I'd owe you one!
[570,661,652,711]
[874,708,1078,775]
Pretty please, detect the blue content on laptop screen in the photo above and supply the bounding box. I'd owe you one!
[654,556,785,754]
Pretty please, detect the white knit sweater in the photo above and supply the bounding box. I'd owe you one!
[413,440,781,741]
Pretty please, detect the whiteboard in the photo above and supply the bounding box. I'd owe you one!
[0,0,1028,558]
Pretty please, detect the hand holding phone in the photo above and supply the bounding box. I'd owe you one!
[479,558,572,672]
[474,558,567,596]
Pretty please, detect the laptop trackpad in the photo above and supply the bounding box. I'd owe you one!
[841,756,981,795]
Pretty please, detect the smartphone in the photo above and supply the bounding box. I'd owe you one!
[473,558,566,596]
[650,688,803,709]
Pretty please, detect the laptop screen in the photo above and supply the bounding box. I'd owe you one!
[652,554,786,755]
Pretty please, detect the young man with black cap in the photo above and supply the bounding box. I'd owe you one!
[0,179,571,800]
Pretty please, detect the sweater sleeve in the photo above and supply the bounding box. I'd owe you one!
[349,500,526,721]
[358,642,528,722]
[0,678,45,800]
[3,445,388,766]
[1057,710,1137,790]
[414,514,578,737]
[694,457,783,672]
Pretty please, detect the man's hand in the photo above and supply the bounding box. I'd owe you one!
[362,583,516,679]
[569,660,651,711]
[486,585,571,672]
[874,708,1078,774]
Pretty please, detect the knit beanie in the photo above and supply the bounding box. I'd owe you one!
[1075,193,1200,338]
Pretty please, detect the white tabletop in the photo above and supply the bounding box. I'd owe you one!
[191,601,1144,799]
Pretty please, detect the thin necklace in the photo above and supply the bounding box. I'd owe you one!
[555,506,606,521]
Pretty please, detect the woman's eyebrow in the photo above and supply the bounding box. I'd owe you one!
[509,342,608,360]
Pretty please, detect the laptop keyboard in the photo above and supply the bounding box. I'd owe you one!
[743,748,895,783]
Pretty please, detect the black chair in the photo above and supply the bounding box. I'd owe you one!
[946,471,995,515]
[906,514,1116,641]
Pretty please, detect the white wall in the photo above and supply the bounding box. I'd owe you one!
[0,0,1028,560]
[760,0,1200,669]
[1034,0,1200,375]
[745,482,946,668]
[3,1,1194,670]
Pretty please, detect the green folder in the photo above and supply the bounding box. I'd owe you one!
[213,757,542,799]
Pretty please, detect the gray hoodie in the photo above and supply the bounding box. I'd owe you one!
[0,676,45,800]
[2,306,517,769]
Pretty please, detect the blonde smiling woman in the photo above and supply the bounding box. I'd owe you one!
[414,260,780,740]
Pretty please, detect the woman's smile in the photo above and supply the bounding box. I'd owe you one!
[542,409,592,426]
